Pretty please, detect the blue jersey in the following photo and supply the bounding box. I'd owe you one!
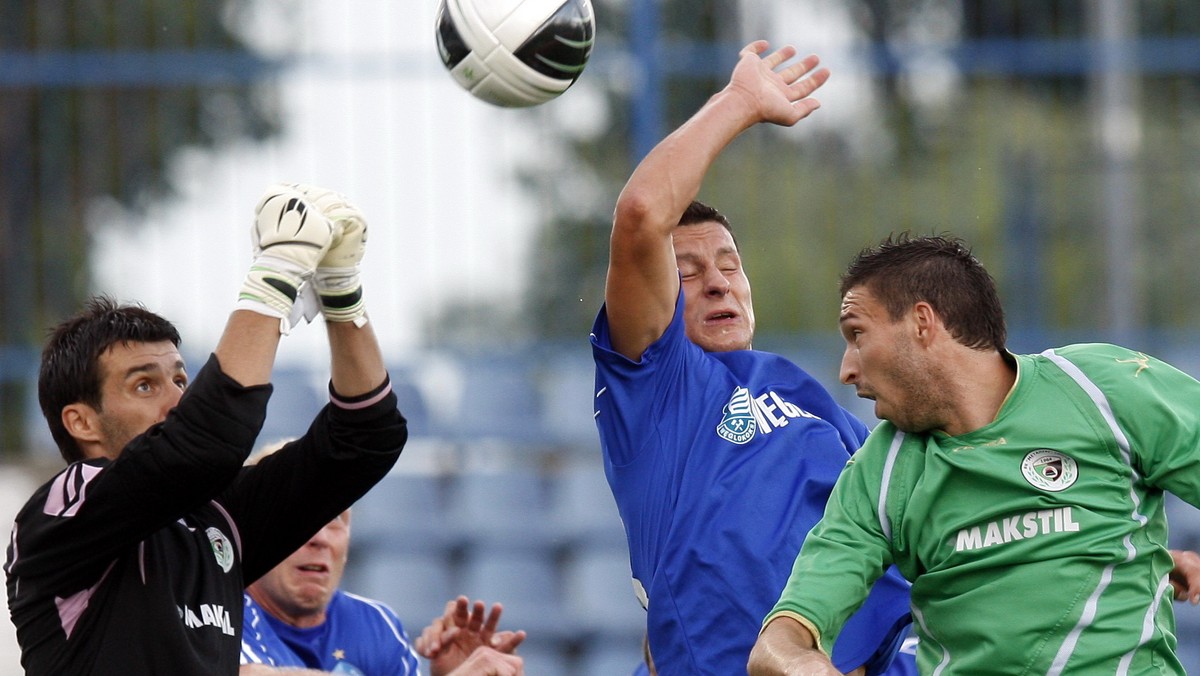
[240,590,419,675]
[591,293,914,675]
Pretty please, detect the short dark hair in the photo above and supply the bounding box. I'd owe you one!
[678,200,738,248]
[840,233,1007,352]
[38,296,181,463]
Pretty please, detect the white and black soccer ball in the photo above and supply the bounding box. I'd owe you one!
[435,0,595,108]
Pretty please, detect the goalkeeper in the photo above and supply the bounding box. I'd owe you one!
[4,184,406,676]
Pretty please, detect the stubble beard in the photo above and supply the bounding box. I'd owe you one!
[98,412,141,458]
[882,342,948,434]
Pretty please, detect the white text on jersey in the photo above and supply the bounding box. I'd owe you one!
[717,386,822,444]
[955,507,1080,552]
[179,603,234,636]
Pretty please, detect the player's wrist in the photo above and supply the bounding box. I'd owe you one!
[237,253,313,333]
[315,266,367,326]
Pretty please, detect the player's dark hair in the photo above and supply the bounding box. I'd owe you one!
[39,295,181,463]
[840,233,1007,352]
[678,200,738,249]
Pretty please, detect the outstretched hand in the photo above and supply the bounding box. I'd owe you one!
[725,40,830,128]
[416,596,526,676]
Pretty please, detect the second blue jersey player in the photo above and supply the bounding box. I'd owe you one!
[590,40,916,675]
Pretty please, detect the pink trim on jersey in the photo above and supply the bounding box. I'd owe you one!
[331,382,393,411]
[44,464,103,518]
[56,560,116,638]
[210,500,243,559]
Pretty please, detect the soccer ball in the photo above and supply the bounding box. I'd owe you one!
[435,0,595,108]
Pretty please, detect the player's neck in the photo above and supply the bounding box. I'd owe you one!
[938,350,1016,437]
[249,587,329,629]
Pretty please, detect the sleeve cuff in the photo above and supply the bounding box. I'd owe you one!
[329,374,392,410]
[761,611,830,658]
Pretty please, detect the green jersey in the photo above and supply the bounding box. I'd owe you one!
[768,344,1200,674]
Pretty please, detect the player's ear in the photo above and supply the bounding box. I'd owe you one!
[911,301,938,344]
[62,403,103,447]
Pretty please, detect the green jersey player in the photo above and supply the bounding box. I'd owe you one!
[749,234,1200,675]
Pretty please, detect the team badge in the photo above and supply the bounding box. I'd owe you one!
[1021,449,1078,492]
[716,386,756,444]
[206,527,235,573]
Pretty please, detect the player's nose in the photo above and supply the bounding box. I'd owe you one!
[839,346,858,385]
[161,388,184,420]
[307,524,337,548]
[703,267,730,296]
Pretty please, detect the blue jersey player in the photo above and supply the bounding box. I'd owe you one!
[238,504,525,676]
[591,40,916,675]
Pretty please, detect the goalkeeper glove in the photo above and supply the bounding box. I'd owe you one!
[237,184,334,333]
[291,184,369,327]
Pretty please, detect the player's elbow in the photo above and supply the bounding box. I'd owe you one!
[613,186,661,236]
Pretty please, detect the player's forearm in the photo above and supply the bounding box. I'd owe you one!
[214,310,282,387]
[748,615,840,676]
[326,319,387,398]
[616,88,758,237]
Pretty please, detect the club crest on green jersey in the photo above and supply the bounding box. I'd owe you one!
[1021,449,1078,492]
[206,526,235,573]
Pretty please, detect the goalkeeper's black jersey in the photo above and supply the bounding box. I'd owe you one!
[4,355,406,676]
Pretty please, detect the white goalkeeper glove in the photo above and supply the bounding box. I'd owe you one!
[237,184,335,334]
[291,184,369,327]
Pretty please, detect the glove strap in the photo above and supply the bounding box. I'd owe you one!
[315,267,367,327]
[237,254,312,334]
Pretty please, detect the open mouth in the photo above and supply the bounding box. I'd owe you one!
[297,564,329,574]
[707,311,736,322]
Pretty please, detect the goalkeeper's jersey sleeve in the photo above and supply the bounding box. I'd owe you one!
[768,343,1200,674]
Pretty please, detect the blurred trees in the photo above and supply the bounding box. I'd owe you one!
[523,0,1200,354]
[0,0,279,455]
[5,1,1200,455]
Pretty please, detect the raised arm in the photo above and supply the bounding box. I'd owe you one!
[217,186,337,385]
[290,184,388,396]
[326,320,387,397]
[604,40,829,360]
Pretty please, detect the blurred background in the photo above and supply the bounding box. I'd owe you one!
[3,0,1200,673]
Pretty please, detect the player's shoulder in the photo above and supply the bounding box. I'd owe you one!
[336,590,405,624]
[17,458,110,519]
[714,347,831,391]
[1039,343,1179,383]
[1042,342,1138,362]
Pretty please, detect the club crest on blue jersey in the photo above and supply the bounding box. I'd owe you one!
[1020,449,1079,492]
[717,387,757,444]
[206,527,234,573]
[717,386,826,444]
